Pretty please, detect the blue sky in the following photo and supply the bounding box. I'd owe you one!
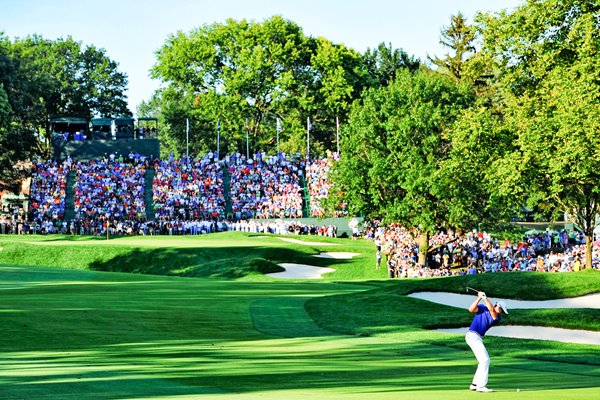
[1,0,521,116]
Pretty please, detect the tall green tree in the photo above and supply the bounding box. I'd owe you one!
[308,38,368,153]
[362,42,421,88]
[437,104,516,229]
[429,13,476,83]
[8,35,131,153]
[429,12,498,96]
[0,34,38,190]
[332,69,475,265]
[153,16,312,157]
[0,83,33,192]
[151,16,369,157]
[479,0,600,268]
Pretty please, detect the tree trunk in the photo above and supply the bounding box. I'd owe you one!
[417,231,429,268]
[580,205,595,270]
[585,231,593,270]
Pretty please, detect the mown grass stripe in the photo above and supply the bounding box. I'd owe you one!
[250,297,338,338]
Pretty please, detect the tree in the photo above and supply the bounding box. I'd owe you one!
[332,69,475,265]
[429,12,500,97]
[429,13,476,83]
[78,44,130,118]
[7,35,131,153]
[153,16,313,157]
[437,104,516,229]
[151,16,371,157]
[478,0,600,269]
[0,83,32,192]
[0,34,38,190]
[362,42,421,88]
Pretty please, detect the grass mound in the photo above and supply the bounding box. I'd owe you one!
[0,233,341,279]
[0,233,382,280]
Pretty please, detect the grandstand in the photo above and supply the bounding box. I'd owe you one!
[0,116,356,237]
[53,138,160,162]
[53,116,159,162]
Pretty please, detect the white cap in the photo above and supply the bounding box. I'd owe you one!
[496,301,509,314]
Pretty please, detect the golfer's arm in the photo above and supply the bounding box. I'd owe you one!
[483,297,498,319]
[468,295,481,313]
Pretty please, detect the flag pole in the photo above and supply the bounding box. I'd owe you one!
[245,118,249,159]
[336,115,340,157]
[307,116,310,159]
[276,117,280,154]
[216,118,220,159]
[186,118,189,161]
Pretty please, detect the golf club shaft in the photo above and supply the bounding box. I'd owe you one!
[466,286,480,294]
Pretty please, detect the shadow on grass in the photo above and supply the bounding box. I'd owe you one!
[1,337,597,400]
[87,244,352,279]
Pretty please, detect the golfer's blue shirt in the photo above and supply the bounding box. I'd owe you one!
[469,304,501,337]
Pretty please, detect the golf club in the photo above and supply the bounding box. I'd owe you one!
[466,286,480,294]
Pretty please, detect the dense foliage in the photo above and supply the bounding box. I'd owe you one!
[149,16,419,157]
[479,0,600,267]
[332,69,475,229]
[0,33,130,189]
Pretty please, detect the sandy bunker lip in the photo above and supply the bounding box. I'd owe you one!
[267,252,358,279]
[279,238,340,246]
[267,263,335,279]
[436,325,600,346]
[409,291,600,345]
[407,291,600,309]
[312,252,360,259]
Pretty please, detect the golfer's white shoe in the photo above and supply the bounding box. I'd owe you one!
[469,384,477,391]
[476,386,494,392]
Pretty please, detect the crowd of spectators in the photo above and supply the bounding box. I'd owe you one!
[370,223,599,278]
[52,129,87,142]
[29,160,70,229]
[153,154,225,221]
[0,204,28,234]
[20,151,598,274]
[72,159,147,226]
[306,152,348,218]
[12,152,342,237]
[228,152,304,219]
[228,219,337,237]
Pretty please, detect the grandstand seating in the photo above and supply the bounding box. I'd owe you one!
[25,146,348,235]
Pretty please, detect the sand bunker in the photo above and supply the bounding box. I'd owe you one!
[279,238,339,246]
[409,291,600,345]
[407,292,600,309]
[267,263,335,279]
[436,326,600,346]
[267,252,355,279]
[312,252,360,259]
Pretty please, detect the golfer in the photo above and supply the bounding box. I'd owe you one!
[466,291,508,393]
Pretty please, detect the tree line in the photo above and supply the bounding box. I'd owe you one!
[139,15,420,158]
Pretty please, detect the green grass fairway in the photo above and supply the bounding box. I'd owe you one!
[1,234,599,399]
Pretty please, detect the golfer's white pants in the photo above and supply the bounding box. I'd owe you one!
[465,330,490,387]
